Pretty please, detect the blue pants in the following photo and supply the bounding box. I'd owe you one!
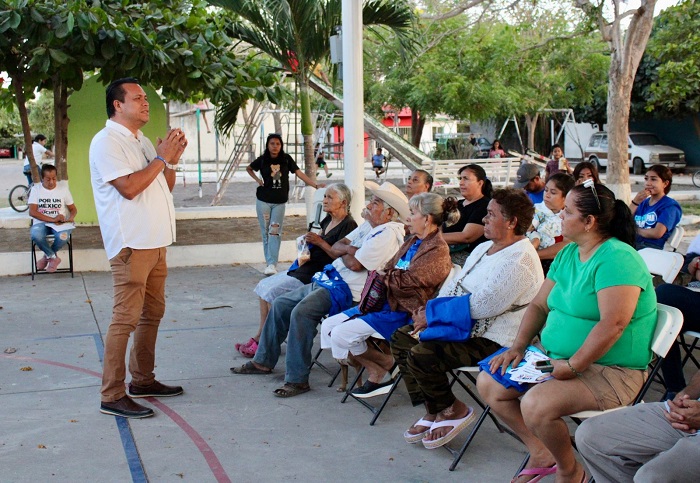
[656,283,700,392]
[30,223,72,258]
[255,199,286,266]
[253,283,331,384]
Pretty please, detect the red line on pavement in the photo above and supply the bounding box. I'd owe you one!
[1,354,231,483]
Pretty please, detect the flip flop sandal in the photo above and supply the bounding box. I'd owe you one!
[403,418,435,444]
[422,407,476,449]
[238,339,258,358]
[273,383,311,398]
[511,464,557,483]
[230,361,272,375]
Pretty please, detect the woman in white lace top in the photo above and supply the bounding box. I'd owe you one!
[393,188,544,449]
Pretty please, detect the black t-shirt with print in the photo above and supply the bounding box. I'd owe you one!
[250,153,300,204]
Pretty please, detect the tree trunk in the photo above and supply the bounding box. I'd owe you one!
[13,77,40,184]
[411,108,425,148]
[605,67,633,202]
[273,110,282,136]
[53,78,69,180]
[524,113,539,151]
[298,78,316,183]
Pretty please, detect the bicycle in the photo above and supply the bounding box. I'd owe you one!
[9,184,31,212]
[693,170,700,189]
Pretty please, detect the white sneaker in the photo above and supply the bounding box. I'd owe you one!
[264,264,277,275]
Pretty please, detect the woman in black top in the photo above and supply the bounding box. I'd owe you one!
[235,183,356,358]
[442,164,492,265]
[246,133,320,275]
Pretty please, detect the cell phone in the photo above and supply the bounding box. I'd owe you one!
[535,359,554,373]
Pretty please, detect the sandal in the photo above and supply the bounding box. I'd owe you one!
[239,339,258,358]
[403,418,434,444]
[230,361,272,375]
[273,382,310,398]
[235,338,258,358]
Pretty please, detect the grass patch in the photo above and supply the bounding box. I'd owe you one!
[680,202,700,216]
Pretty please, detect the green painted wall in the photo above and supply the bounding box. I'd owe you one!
[67,77,167,224]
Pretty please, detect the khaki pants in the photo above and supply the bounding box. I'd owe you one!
[101,247,167,402]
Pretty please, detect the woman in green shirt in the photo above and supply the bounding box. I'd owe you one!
[477,182,656,483]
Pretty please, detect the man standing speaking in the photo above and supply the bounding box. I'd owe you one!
[90,78,187,418]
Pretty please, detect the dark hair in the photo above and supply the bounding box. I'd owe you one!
[570,183,636,246]
[106,77,141,118]
[491,139,502,150]
[264,133,285,158]
[413,169,434,192]
[458,163,493,198]
[41,164,57,178]
[546,172,575,196]
[34,134,47,143]
[491,188,535,236]
[550,143,562,155]
[573,161,601,185]
[646,164,673,194]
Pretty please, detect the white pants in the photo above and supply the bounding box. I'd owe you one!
[320,312,375,360]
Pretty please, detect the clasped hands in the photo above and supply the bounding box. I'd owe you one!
[156,128,188,165]
[665,395,700,433]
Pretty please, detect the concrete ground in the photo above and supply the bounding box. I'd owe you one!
[0,265,537,483]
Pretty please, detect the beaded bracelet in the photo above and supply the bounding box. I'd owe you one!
[567,360,583,377]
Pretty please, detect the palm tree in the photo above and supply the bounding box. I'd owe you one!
[209,0,416,182]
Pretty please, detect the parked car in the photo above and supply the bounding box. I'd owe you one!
[0,147,12,158]
[583,131,686,175]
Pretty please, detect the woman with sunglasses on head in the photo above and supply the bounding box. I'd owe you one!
[247,133,322,275]
[477,182,657,483]
[630,164,682,250]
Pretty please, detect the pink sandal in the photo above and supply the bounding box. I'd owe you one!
[235,338,258,358]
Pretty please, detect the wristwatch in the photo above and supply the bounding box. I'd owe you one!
[154,156,176,170]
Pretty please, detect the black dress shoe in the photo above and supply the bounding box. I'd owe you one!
[100,396,154,418]
[128,380,184,398]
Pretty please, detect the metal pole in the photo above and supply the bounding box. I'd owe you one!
[196,107,202,198]
[342,0,365,222]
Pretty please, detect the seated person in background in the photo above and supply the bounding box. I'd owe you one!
[526,173,574,274]
[230,182,408,399]
[477,182,657,483]
[28,164,77,273]
[396,189,543,449]
[630,164,682,250]
[315,149,331,178]
[488,139,506,158]
[573,161,601,186]
[234,183,356,358]
[514,163,546,204]
[23,134,54,185]
[577,368,700,482]
[321,193,455,397]
[544,144,572,180]
[441,164,491,266]
[372,148,386,179]
[405,169,433,198]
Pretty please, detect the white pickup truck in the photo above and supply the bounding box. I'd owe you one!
[583,131,686,175]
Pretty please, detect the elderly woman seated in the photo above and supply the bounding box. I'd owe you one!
[235,183,356,357]
[320,193,456,397]
[394,188,544,449]
[477,182,657,483]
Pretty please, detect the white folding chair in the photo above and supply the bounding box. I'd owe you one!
[513,303,684,478]
[665,225,684,252]
[638,248,684,284]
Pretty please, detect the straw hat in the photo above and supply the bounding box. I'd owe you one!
[366,181,410,221]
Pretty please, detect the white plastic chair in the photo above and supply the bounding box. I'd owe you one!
[665,225,685,252]
[308,187,327,231]
[638,248,684,284]
[513,304,683,478]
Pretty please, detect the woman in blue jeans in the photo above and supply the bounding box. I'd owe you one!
[246,133,320,275]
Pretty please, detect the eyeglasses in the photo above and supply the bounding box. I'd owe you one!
[583,179,601,212]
